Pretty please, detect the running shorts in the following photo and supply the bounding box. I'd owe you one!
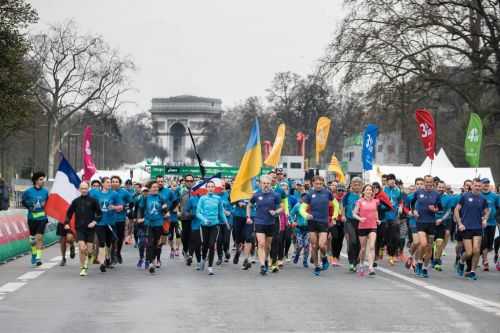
[76,227,96,243]
[28,219,47,236]
[358,228,377,237]
[255,224,273,237]
[416,222,435,236]
[462,229,482,240]
[168,222,181,240]
[434,223,447,240]
[308,220,328,234]
[56,223,73,237]
[96,225,113,247]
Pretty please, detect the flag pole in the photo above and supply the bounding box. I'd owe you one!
[429,159,433,175]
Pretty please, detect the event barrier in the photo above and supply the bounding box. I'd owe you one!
[0,210,58,264]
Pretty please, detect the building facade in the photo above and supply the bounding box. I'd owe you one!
[150,95,222,163]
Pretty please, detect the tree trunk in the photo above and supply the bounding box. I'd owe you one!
[47,123,60,179]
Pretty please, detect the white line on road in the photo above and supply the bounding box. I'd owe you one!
[340,253,500,317]
[50,256,62,262]
[17,271,45,281]
[36,262,58,270]
[0,282,26,293]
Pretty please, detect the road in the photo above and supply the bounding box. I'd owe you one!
[0,242,499,333]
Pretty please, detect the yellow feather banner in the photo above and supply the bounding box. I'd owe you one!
[264,124,286,167]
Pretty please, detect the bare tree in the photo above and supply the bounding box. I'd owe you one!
[323,0,500,178]
[30,20,135,176]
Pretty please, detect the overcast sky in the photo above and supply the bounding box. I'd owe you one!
[28,0,344,114]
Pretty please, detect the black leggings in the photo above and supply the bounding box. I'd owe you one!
[217,224,231,259]
[114,222,126,256]
[375,223,386,257]
[146,226,162,263]
[202,225,219,267]
[270,218,281,262]
[385,220,400,257]
[189,229,202,262]
[181,219,192,254]
[330,223,344,258]
[283,226,293,258]
[345,219,359,265]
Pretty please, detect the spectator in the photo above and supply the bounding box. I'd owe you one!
[0,178,9,211]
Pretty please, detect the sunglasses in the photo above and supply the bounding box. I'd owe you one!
[185,179,194,183]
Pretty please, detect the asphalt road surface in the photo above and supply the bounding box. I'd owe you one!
[0,242,499,333]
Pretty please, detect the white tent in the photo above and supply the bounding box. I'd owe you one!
[367,148,495,190]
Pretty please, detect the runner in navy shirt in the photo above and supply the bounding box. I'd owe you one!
[454,178,489,280]
[247,175,282,275]
[411,175,441,278]
[303,176,333,276]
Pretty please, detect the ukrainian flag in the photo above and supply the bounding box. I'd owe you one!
[231,119,262,203]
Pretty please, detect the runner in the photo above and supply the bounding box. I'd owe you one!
[216,183,232,265]
[133,186,148,269]
[247,175,282,276]
[303,175,333,276]
[290,193,309,268]
[63,182,101,276]
[22,172,49,267]
[479,178,498,271]
[167,199,182,259]
[432,181,453,271]
[269,171,287,273]
[89,179,102,264]
[185,191,202,269]
[454,178,490,280]
[143,181,169,274]
[90,177,120,273]
[372,182,393,267]
[352,184,380,276]
[455,180,472,270]
[111,176,132,264]
[330,184,346,267]
[196,181,228,275]
[56,210,76,267]
[156,175,175,267]
[383,174,403,266]
[412,175,441,278]
[403,178,424,271]
[179,174,195,262]
[342,177,363,272]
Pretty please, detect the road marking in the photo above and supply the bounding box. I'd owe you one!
[36,262,58,270]
[50,256,62,262]
[0,282,26,293]
[17,271,45,281]
[340,253,500,317]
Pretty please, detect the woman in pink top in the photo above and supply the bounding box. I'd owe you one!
[353,184,380,276]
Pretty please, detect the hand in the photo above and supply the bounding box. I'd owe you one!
[331,220,337,226]
[458,224,465,232]
[269,210,276,216]
[428,205,438,213]
[413,210,419,218]
[436,219,442,226]
[341,216,346,223]
[64,224,70,230]
[377,220,381,225]
[137,218,144,224]
[246,217,252,225]
[224,210,231,216]
[306,214,313,220]
[115,205,124,212]
[482,220,487,228]
[88,221,97,228]
[359,217,366,222]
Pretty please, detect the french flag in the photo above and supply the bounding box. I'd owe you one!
[45,157,81,230]
[191,173,225,196]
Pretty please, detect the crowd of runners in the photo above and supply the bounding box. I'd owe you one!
[22,169,500,280]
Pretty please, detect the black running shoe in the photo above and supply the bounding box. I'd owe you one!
[149,265,155,274]
[69,245,75,259]
[117,254,123,264]
[100,264,106,273]
[233,251,241,265]
[216,258,223,266]
[59,258,66,267]
[260,265,267,276]
[186,256,193,266]
[225,252,231,262]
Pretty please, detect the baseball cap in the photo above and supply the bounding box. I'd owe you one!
[480,178,490,184]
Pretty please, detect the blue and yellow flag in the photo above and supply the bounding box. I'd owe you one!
[231,119,262,203]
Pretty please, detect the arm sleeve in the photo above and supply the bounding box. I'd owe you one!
[299,203,309,218]
[94,198,102,222]
[21,191,29,209]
